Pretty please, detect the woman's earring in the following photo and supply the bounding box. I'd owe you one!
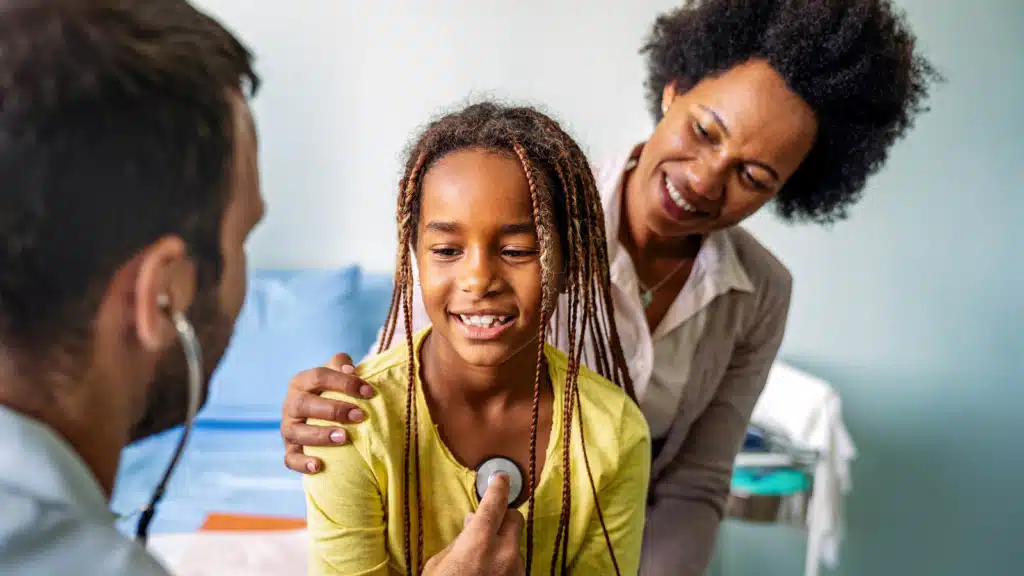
[662,104,670,116]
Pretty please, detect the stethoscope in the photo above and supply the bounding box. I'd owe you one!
[113,295,203,546]
[474,456,525,508]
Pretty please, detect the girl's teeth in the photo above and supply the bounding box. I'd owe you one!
[665,175,698,213]
[459,314,507,327]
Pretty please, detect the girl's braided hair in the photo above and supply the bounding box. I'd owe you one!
[379,102,634,575]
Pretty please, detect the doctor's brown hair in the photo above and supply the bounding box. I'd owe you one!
[378,102,634,575]
[0,0,257,374]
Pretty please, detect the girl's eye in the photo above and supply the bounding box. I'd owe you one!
[503,248,538,259]
[431,247,461,258]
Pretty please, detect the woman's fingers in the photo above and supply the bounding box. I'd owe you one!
[280,354,376,474]
[284,443,323,474]
[281,420,349,446]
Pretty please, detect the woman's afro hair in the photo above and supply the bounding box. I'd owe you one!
[641,0,942,223]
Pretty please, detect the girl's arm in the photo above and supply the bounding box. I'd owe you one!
[303,413,389,576]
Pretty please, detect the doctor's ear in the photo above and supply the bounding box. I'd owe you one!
[133,236,197,352]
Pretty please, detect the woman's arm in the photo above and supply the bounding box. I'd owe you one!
[303,411,389,576]
[571,409,652,575]
[641,272,792,576]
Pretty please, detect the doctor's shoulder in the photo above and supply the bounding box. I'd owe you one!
[0,496,171,575]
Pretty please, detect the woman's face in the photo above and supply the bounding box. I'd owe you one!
[632,59,818,238]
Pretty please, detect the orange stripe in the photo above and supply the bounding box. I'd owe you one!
[200,513,306,532]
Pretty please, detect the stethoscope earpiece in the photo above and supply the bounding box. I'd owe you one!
[474,456,525,508]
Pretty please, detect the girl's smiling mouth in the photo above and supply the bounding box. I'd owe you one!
[450,310,517,340]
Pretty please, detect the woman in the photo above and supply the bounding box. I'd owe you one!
[279,0,939,574]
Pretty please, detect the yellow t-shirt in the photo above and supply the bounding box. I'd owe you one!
[304,327,651,575]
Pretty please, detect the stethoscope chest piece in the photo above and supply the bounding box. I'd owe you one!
[474,456,524,508]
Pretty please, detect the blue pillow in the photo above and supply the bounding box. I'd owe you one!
[196,266,391,424]
[112,267,394,533]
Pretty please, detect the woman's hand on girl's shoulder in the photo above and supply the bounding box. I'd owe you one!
[280,353,377,474]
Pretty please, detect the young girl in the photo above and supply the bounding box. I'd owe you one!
[303,102,651,575]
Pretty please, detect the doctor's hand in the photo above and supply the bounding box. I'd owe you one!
[280,353,376,473]
[424,473,526,576]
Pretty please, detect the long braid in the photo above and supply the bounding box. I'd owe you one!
[378,280,400,354]
[550,134,628,576]
[513,142,545,575]
[590,282,612,374]
[401,254,417,574]
[576,161,612,380]
[546,156,580,574]
[575,377,622,574]
[397,187,416,575]
[547,142,626,575]
[399,264,415,569]
[406,262,424,573]
[587,306,609,378]
[378,178,409,354]
[550,269,578,576]
[562,211,592,575]
[558,313,578,575]
[570,163,624,565]
[577,162,635,399]
[549,158,580,575]
[382,155,427,353]
[571,147,629,576]
[525,312,545,574]
[545,158,578,361]
[554,160,586,574]
[384,153,427,575]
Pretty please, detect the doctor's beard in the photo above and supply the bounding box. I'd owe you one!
[128,287,235,443]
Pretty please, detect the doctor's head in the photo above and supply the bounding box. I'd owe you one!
[0,0,262,445]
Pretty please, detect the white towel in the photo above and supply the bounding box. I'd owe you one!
[148,530,307,575]
[749,362,857,576]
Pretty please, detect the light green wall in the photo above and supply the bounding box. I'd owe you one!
[722,0,1024,574]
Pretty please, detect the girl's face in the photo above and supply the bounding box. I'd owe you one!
[633,59,818,238]
[415,148,563,368]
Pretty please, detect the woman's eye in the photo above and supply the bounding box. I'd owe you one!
[693,121,710,140]
[740,169,769,191]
